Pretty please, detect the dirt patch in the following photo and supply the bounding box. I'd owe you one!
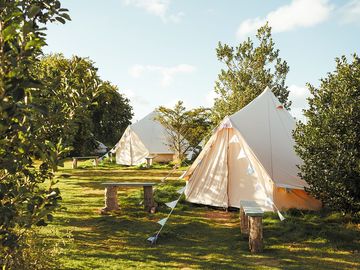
[202,210,234,220]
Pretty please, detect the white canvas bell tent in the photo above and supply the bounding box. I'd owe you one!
[113,111,175,165]
[94,140,108,154]
[184,87,321,211]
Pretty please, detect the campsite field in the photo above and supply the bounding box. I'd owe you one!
[38,161,360,270]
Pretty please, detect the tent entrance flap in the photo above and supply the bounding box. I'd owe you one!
[185,128,230,208]
[227,129,273,210]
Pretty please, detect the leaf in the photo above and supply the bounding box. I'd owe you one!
[55,17,66,24]
[28,5,41,18]
[60,13,71,21]
[2,25,17,42]
[23,21,33,35]
[36,219,47,226]
[55,1,61,9]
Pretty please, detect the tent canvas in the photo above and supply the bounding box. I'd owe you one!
[184,88,321,211]
[94,140,108,154]
[114,111,175,165]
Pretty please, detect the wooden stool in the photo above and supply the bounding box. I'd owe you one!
[239,200,264,253]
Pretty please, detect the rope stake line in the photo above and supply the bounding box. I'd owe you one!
[147,184,186,245]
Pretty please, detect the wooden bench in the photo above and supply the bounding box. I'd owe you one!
[239,200,264,253]
[72,156,99,169]
[100,182,156,214]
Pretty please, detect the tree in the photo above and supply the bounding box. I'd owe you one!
[31,54,132,156]
[184,107,213,148]
[91,82,133,146]
[0,0,70,267]
[212,23,291,125]
[32,54,101,156]
[156,101,212,162]
[294,54,360,214]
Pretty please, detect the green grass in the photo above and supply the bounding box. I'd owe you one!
[39,160,360,269]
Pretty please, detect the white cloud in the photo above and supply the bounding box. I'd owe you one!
[205,90,219,107]
[340,0,360,24]
[121,88,149,105]
[289,84,309,98]
[237,0,333,39]
[129,64,196,87]
[288,84,310,121]
[129,65,145,78]
[123,0,184,23]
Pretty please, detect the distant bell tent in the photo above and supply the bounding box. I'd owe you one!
[113,111,175,165]
[94,140,108,155]
[184,87,321,211]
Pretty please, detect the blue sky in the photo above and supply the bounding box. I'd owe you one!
[44,0,360,121]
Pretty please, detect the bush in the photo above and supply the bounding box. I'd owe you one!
[294,54,360,214]
[0,228,69,270]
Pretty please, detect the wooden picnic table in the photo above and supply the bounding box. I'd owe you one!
[100,182,156,214]
[239,200,264,253]
[72,156,99,169]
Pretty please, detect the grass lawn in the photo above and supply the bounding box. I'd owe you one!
[39,160,360,270]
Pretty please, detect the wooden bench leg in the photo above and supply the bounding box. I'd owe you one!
[143,186,155,212]
[240,207,249,235]
[72,158,77,169]
[249,216,263,253]
[101,186,119,214]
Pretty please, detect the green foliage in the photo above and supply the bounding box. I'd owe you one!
[156,101,212,162]
[91,82,133,146]
[294,54,360,214]
[0,228,65,270]
[31,54,100,156]
[212,23,291,125]
[0,0,69,266]
[31,54,133,155]
[43,138,72,172]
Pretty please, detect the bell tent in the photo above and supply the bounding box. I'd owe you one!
[184,88,321,211]
[113,111,175,165]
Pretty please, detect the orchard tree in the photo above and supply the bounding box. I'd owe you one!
[91,82,133,146]
[294,54,360,214]
[0,0,70,267]
[156,101,212,162]
[212,23,290,124]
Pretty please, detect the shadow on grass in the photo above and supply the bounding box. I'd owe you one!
[59,205,359,270]
[50,165,360,269]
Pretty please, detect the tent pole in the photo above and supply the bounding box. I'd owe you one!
[130,131,133,166]
[267,96,274,180]
[226,127,230,209]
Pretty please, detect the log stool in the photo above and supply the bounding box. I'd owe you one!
[239,200,264,253]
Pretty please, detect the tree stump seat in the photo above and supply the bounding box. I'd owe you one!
[239,200,264,253]
[100,182,156,214]
[72,156,99,169]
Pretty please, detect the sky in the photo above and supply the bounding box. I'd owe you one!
[44,0,360,121]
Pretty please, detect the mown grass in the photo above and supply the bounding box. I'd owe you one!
[38,160,360,270]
